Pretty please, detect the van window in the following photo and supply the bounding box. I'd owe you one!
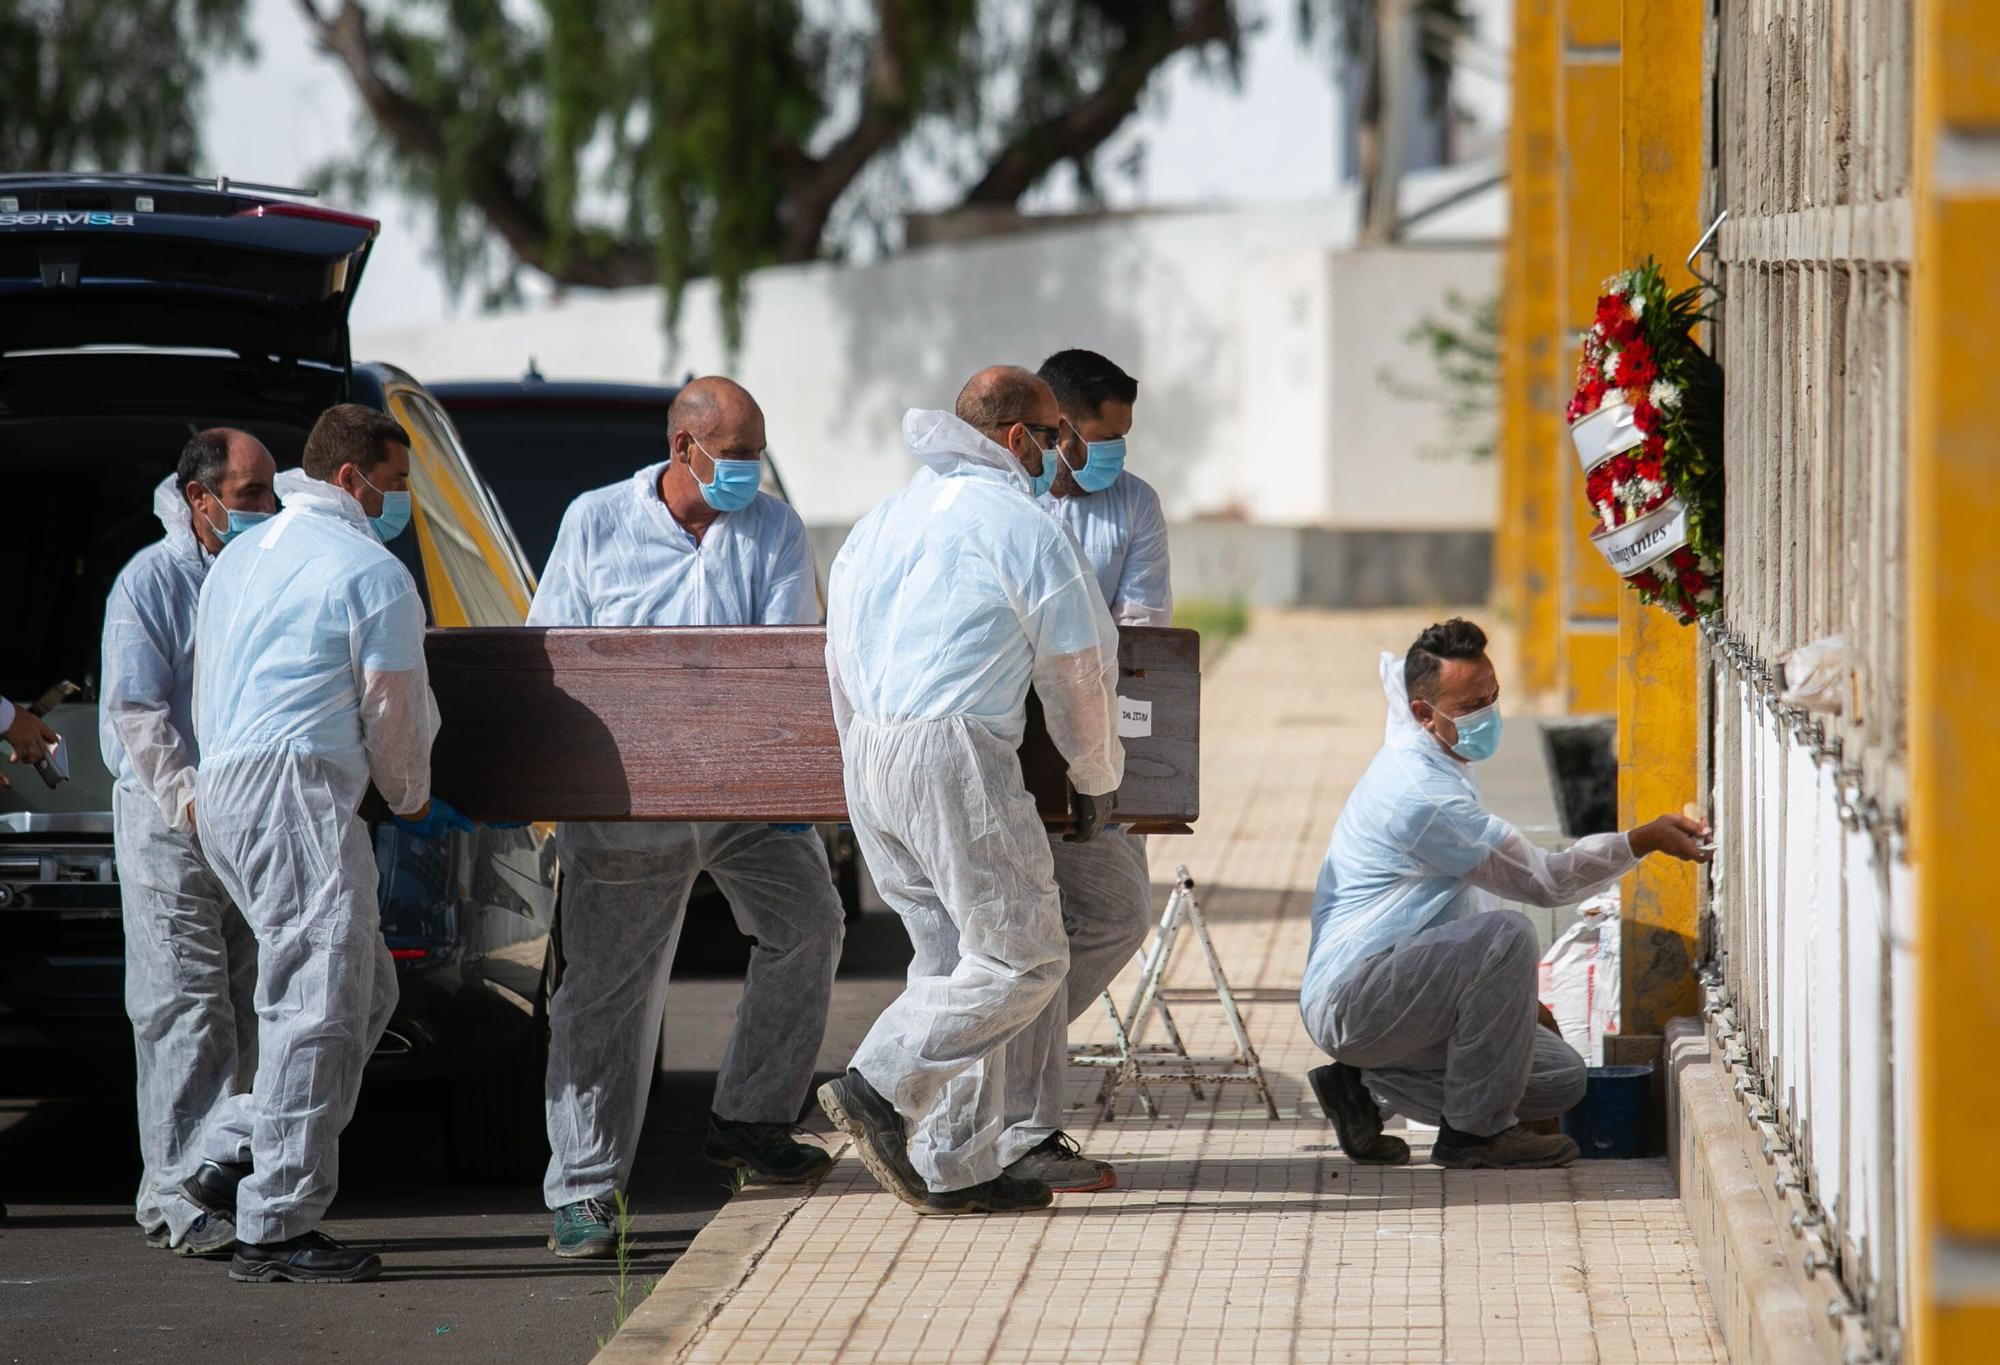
[388,390,534,628]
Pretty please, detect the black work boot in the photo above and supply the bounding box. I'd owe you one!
[1308,1063,1412,1166]
[917,1173,1053,1216]
[229,1229,382,1284]
[816,1069,927,1208]
[180,1159,252,1220]
[704,1114,835,1184]
[1431,1121,1580,1169]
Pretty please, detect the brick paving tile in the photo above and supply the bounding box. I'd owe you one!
[677,610,1729,1364]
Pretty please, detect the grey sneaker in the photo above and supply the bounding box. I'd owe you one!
[917,1173,1053,1216]
[817,1069,927,1209]
[145,1224,170,1250]
[1431,1121,1580,1169]
[1002,1133,1115,1193]
[175,1211,238,1257]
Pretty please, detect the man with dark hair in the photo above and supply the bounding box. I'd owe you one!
[818,367,1122,1215]
[1298,617,1710,1168]
[189,403,468,1282]
[298,404,414,486]
[102,429,276,1256]
[982,348,1171,1194]
[530,375,845,1258]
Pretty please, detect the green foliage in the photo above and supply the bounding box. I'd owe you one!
[592,1189,658,1350]
[1377,287,1500,462]
[0,0,251,172]
[1174,597,1250,662]
[303,0,1243,352]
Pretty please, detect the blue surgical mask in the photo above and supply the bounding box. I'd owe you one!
[357,468,413,542]
[692,436,763,512]
[1028,444,1061,498]
[200,488,274,547]
[1072,436,1127,493]
[1442,701,1504,763]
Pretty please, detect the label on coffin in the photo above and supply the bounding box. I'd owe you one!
[1590,496,1689,575]
[1117,696,1153,738]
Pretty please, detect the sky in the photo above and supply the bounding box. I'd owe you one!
[199,0,1505,333]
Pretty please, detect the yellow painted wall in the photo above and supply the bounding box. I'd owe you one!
[1613,0,1702,1035]
[1500,0,1562,696]
[1554,0,1624,714]
[1912,0,2000,1351]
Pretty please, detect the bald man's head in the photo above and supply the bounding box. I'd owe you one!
[953,365,1060,486]
[955,366,1056,436]
[667,375,762,444]
[179,427,277,552]
[661,375,768,519]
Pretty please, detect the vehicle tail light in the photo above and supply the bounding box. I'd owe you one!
[235,202,380,234]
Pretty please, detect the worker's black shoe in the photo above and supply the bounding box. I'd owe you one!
[704,1114,834,1184]
[1308,1063,1411,1166]
[917,1173,1053,1217]
[180,1159,251,1220]
[1431,1121,1580,1169]
[229,1229,381,1283]
[817,1069,927,1209]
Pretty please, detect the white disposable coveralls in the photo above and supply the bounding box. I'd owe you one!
[998,471,1175,1153]
[829,410,1123,1191]
[101,475,258,1244]
[1297,653,1635,1135]
[530,462,845,1209]
[194,469,437,1244]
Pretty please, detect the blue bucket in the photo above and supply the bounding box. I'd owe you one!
[1561,1063,1653,1158]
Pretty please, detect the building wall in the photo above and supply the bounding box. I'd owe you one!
[1701,0,1914,1355]
[358,188,1502,581]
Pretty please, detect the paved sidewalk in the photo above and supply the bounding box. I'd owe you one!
[613,609,1727,1364]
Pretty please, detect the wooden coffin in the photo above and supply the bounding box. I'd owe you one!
[415,626,1199,831]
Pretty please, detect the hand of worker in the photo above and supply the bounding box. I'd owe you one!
[1064,791,1107,844]
[1537,1002,1564,1039]
[4,706,58,765]
[1630,812,1712,864]
[393,797,477,841]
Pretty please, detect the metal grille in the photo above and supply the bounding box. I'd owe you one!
[1701,0,1912,1357]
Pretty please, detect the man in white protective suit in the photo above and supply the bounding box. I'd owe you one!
[817,365,1124,1216]
[103,429,276,1256]
[1298,617,1710,1169]
[529,376,846,1261]
[990,348,1171,1194]
[192,404,471,1283]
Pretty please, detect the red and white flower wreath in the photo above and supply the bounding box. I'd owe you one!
[1565,260,1723,623]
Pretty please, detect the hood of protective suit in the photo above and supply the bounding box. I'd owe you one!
[150,472,204,563]
[903,408,1031,492]
[1380,650,1437,751]
[274,466,375,533]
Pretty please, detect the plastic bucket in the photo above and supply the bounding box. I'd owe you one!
[1561,1063,1653,1159]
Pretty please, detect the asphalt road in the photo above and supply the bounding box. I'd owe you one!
[0,909,912,1365]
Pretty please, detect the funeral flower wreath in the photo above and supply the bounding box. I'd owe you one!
[1565,259,1724,622]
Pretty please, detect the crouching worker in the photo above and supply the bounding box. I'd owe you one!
[1298,618,1708,1169]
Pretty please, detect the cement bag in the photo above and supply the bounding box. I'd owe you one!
[1537,890,1621,1065]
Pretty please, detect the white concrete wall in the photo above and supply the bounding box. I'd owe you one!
[357,174,1500,536]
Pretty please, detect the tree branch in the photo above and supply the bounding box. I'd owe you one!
[297,0,655,288]
[774,0,919,262]
[959,0,1236,207]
